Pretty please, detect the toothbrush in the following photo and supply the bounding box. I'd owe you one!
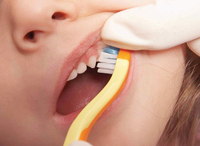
[63,47,131,146]
[97,46,120,74]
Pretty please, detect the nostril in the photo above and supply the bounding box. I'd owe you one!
[14,30,44,52]
[24,30,43,43]
[24,31,35,42]
[52,12,67,20]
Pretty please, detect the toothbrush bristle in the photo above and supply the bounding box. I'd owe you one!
[97,69,114,74]
[97,63,115,70]
[97,46,119,74]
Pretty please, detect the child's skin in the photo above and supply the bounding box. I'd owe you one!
[0,0,185,146]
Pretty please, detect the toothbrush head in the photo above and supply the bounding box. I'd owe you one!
[97,46,120,74]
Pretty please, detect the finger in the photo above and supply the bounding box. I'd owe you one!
[101,0,200,51]
[187,38,200,57]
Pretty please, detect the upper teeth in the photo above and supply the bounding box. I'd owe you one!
[87,56,97,68]
[67,69,78,81]
[67,55,97,81]
[77,62,87,74]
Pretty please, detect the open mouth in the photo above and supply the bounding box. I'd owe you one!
[55,31,112,118]
[53,30,131,126]
[56,66,111,116]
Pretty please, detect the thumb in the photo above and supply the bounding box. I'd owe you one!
[101,0,200,51]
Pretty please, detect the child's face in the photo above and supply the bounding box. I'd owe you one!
[0,0,185,146]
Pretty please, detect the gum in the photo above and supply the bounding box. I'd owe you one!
[75,41,107,69]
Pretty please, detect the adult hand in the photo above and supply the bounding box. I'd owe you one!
[101,0,200,56]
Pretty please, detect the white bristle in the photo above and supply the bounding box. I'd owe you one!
[97,63,115,70]
[98,57,116,64]
[97,68,114,74]
[97,52,118,74]
[99,52,118,59]
[97,47,119,74]
[97,52,117,63]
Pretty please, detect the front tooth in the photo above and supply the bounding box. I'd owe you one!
[87,56,97,68]
[68,69,78,81]
[77,62,87,74]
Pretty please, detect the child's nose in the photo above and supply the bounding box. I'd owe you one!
[11,0,79,52]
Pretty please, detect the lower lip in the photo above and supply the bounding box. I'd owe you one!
[53,51,135,130]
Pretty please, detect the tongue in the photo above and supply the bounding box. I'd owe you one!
[56,67,111,115]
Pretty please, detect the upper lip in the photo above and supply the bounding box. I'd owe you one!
[52,29,102,113]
